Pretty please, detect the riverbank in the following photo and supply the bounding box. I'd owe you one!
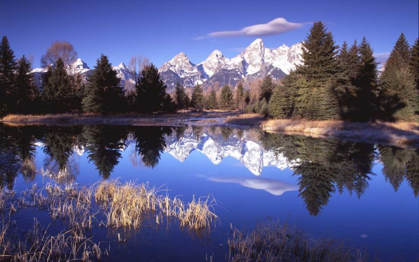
[0,111,238,126]
[3,112,418,147]
[226,114,419,147]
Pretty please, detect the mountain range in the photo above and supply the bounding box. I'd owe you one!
[32,38,304,92]
[159,38,303,90]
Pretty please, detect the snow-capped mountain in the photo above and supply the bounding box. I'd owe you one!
[32,59,134,91]
[159,38,304,89]
[31,38,303,92]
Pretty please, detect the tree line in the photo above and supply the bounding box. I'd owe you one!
[0,38,176,116]
[1,22,418,121]
[263,22,418,122]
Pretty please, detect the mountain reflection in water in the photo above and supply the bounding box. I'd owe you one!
[0,123,418,217]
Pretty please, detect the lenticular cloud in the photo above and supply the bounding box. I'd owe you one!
[199,18,305,39]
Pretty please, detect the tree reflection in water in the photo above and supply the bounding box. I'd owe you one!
[0,123,417,217]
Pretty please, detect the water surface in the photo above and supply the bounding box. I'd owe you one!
[0,124,418,261]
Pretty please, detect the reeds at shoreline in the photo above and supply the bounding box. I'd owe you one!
[228,220,369,262]
[0,180,219,261]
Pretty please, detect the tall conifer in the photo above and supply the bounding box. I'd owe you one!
[135,64,169,113]
[0,36,17,116]
[42,58,74,113]
[356,37,378,121]
[16,56,38,113]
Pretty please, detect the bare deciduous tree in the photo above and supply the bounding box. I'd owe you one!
[128,55,150,85]
[41,41,77,67]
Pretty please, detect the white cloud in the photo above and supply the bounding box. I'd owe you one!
[374,52,390,68]
[194,17,305,40]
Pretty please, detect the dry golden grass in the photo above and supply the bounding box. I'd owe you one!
[262,119,419,147]
[226,113,265,126]
[0,218,108,261]
[4,180,218,232]
[94,180,218,231]
[0,179,219,260]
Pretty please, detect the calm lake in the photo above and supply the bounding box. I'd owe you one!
[0,123,418,261]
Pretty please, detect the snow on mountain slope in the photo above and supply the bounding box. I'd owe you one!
[32,59,134,90]
[31,38,304,91]
[197,50,229,78]
[159,38,303,89]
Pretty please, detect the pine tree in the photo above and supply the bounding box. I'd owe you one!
[82,55,123,114]
[15,56,38,114]
[269,86,288,119]
[174,82,189,110]
[236,82,244,109]
[297,22,339,85]
[335,40,361,120]
[355,37,378,121]
[206,90,218,109]
[219,85,233,109]
[135,64,169,113]
[42,58,74,113]
[0,36,17,116]
[259,97,269,116]
[378,35,418,121]
[410,38,419,91]
[191,84,204,110]
[294,22,340,120]
[259,76,275,102]
[385,33,411,68]
[244,90,250,106]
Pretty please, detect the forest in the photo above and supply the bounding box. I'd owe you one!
[0,22,418,122]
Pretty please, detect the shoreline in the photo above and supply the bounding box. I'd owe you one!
[2,112,418,147]
[0,111,238,126]
[226,115,419,148]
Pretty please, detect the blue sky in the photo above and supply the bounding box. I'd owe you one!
[0,0,417,68]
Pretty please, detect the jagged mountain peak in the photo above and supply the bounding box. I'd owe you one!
[158,38,303,89]
[198,50,228,78]
[116,62,127,69]
[249,38,264,46]
[72,58,89,69]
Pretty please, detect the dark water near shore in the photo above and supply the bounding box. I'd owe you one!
[0,123,418,261]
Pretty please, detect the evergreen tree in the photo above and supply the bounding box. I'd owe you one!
[206,90,218,109]
[236,82,244,109]
[135,64,170,113]
[259,97,269,116]
[174,82,189,110]
[82,55,123,114]
[385,33,411,68]
[355,37,378,121]
[259,76,275,102]
[0,36,17,116]
[219,85,234,109]
[244,90,251,106]
[293,22,340,120]
[15,56,38,114]
[378,35,418,121]
[269,86,288,118]
[191,84,204,110]
[42,58,74,113]
[410,38,419,91]
[335,41,361,120]
[297,22,339,85]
